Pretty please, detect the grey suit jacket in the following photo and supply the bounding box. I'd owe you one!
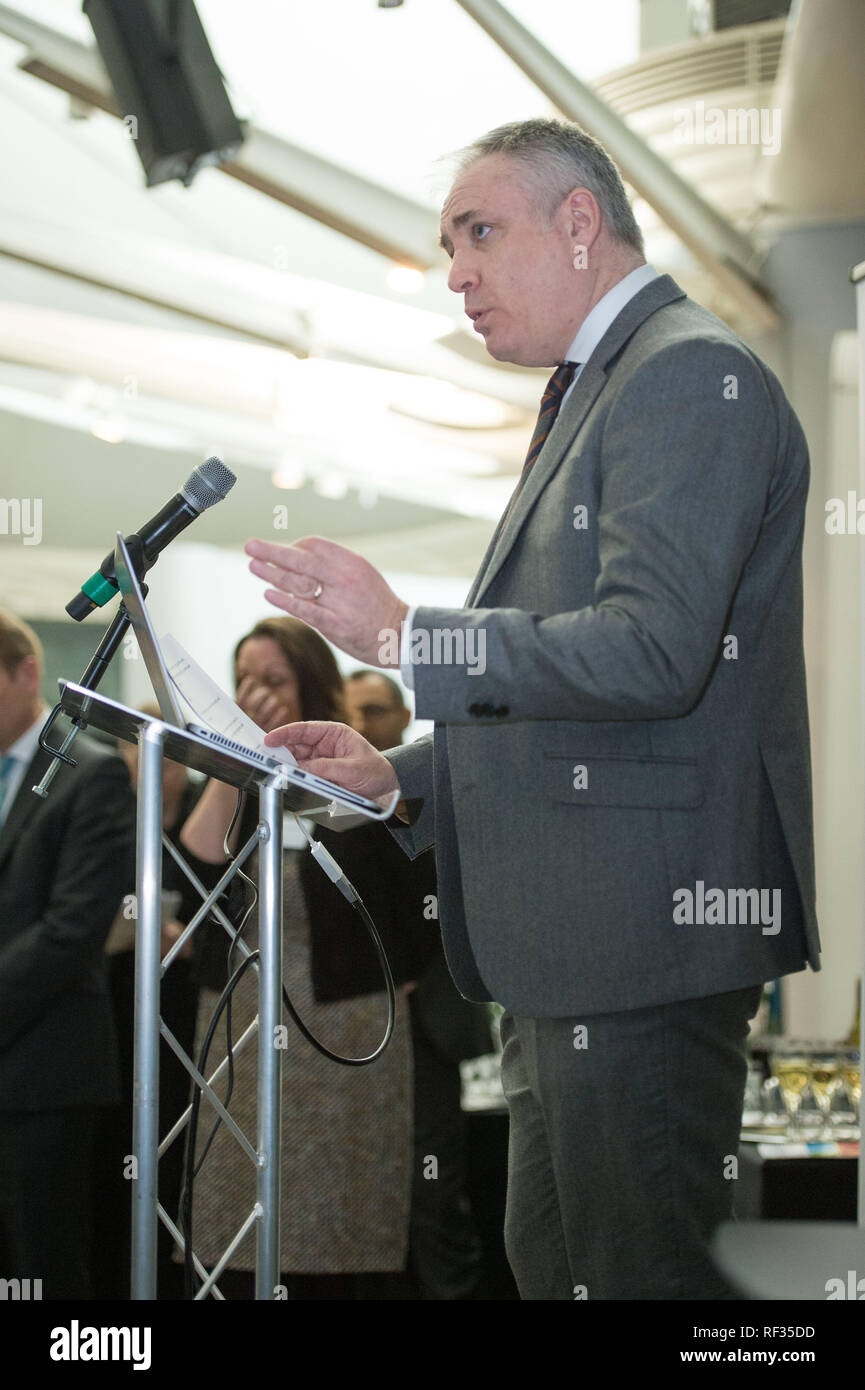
[386,274,819,1017]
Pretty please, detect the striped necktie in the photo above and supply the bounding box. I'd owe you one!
[524,361,579,471]
[0,754,17,827]
[502,361,579,528]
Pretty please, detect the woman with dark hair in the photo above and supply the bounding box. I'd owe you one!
[179,617,432,1299]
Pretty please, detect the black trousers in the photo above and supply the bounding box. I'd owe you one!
[407,997,483,1299]
[0,1105,98,1300]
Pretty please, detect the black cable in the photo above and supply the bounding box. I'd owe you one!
[180,793,397,1296]
[226,799,397,1066]
[280,894,395,1065]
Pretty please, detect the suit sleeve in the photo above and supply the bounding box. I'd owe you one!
[0,753,136,1049]
[408,340,785,724]
[383,730,436,858]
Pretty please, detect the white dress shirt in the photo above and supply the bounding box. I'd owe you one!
[0,708,47,823]
[399,263,661,687]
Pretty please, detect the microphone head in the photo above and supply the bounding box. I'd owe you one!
[181,457,237,513]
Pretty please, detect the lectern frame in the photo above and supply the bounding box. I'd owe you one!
[58,682,295,1300]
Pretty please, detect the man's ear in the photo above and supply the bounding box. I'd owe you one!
[17,652,42,697]
[565,187,601,247]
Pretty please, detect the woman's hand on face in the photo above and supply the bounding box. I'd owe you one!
[235,674,295,735]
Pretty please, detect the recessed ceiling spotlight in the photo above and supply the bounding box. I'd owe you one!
[387,265,425,294]
[315,473,349,500]
[91,418,125,444]
[272,462,306,490]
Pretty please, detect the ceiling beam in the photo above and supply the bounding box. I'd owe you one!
[0,4,440,268]
[0,1,784,333]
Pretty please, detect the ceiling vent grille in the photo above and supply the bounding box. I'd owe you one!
[594,19,786,115]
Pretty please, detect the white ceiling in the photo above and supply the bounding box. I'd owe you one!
[5,0,859,606]
[0,0,644,601]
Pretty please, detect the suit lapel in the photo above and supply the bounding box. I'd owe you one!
[465,362,607,606]
[464,511,511,607]
[466,274,686,607]
[0,747,53,874]
[463,365,600,607]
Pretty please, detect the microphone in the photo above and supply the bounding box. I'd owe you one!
[66,457,237,620]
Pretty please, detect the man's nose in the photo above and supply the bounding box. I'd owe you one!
[447,252,479,296]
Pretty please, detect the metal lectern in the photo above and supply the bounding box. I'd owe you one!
[56,680,320,1301]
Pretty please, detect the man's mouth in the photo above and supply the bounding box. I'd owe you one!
[468,308,490,331]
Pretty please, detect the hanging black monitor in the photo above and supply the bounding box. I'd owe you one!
[83,0,245,187]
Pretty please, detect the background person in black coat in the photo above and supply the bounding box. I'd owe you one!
[0,608,135,1299]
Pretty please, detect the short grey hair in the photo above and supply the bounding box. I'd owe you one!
[454,117,645,257]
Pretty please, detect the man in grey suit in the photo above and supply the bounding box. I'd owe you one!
[244,118,819,1299]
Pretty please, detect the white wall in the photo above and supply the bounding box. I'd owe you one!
[751,223,865,1040]
[809,332,863,1038]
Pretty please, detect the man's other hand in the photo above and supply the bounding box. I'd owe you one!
[263,720,401,808]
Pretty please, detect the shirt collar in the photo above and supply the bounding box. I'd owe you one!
[565,263,660,368]
[3,708,48,767]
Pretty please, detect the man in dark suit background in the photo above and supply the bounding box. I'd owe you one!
[0,608,135,1298]
[345,669,492,1299]
[243,118,818,1300]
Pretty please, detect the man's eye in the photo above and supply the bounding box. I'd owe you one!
[473,224,492,241]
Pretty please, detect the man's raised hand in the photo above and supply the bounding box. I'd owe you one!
[245,536,408,666]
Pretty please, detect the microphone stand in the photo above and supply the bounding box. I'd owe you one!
[33,536,148,798]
